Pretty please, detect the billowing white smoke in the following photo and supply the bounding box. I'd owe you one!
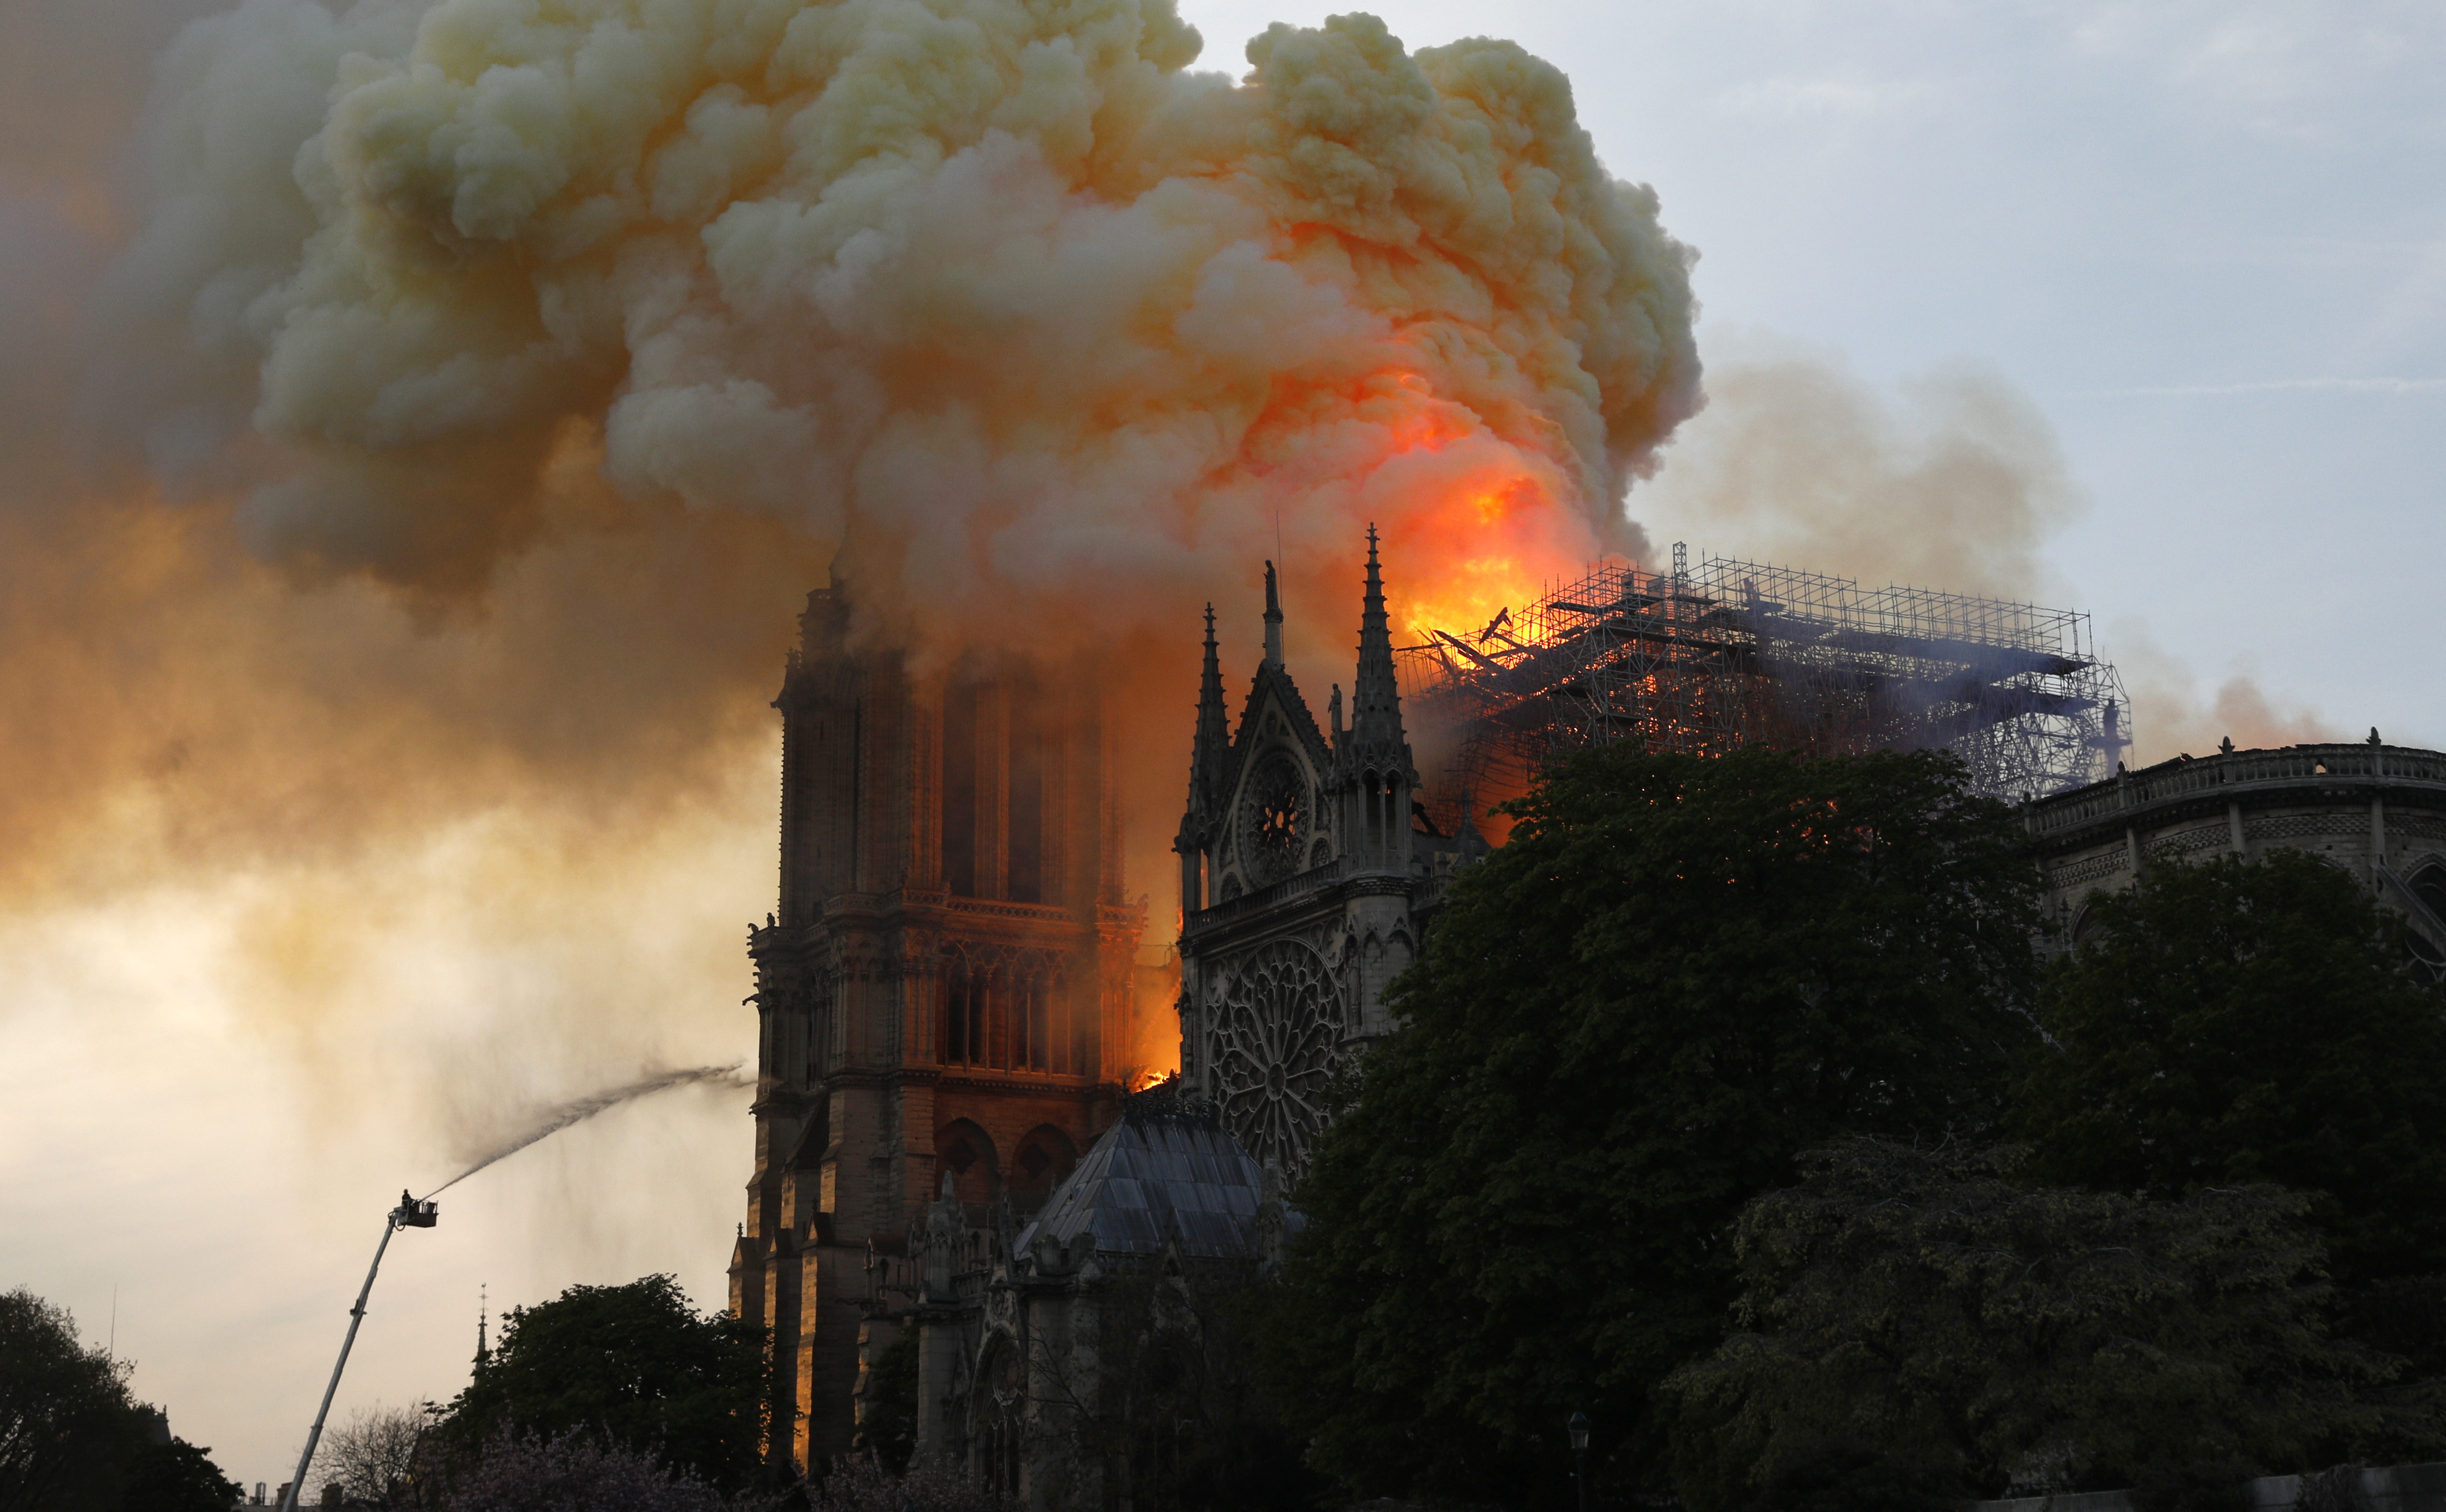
[117,0,1701,647]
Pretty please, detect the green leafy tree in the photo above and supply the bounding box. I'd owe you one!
[439,1276,766,1493]
[1663,1140,2373,1511]
[1259,746,2045,1504]
[2014,851,2446,1289]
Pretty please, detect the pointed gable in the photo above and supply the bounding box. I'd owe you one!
[1212,567,1338,892]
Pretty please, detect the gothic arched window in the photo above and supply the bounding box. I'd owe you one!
[1010,1125,1078,1207]
[942,950,985,1066]
[937,1119,999,1206]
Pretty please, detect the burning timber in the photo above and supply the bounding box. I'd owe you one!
[1399,547,2132,823]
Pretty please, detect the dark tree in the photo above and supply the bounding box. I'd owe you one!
[322,1403,430,1508]
[1259,746,2045,1504]
[119,1436,242,1512]
[1663,1140,2370,1511]
[0,1288,238,1512]
[439,1276,766,1493]
[0,1287,132,1512]
[803,1453,1020,1512]
[2014,851,2446,1289]
[849,1331,916,1474]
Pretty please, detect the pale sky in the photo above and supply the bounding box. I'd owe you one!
[1,0,2440,1494]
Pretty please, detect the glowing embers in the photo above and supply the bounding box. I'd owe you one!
[941,944,1086,1075]
[1207,939,1343,1180]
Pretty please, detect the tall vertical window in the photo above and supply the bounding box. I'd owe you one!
[944,954,994,1066]
[943,682,978,897]
[1027,975,1051,1071]
[1007,689,1044,904]
[943,959,967,1065]
[1070,987,1093,1077]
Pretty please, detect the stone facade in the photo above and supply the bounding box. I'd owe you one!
[1172,536,1484,1183]
[2026,734,2446,979]
[729,577,1144,1470]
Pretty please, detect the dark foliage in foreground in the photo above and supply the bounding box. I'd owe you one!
[2014,849,2446,1463]
[1664,1140,2375,1510]
[438,1429,722,1512]
[2016,849,2446,1289]
[438,1275,767,1494]
[0,1286,238,1512]
[802,1452,1019,1512]
[1256,746,2046,1506]
[118,1435,245,1512]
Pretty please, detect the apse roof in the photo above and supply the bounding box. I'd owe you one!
[1013,1104,1273,1261]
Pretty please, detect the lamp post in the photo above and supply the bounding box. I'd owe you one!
[1568,1410,1590,1512]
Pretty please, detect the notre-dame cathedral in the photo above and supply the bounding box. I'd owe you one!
[730,534,1478,1474]
[726,574,1149,1467]
[733,533,2446,1499]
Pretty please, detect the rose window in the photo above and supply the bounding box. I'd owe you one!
[1209,939,1341,1177]
[1235,748,1309,886]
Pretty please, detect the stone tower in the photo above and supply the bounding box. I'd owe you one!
[729,576,1143,1470]
[1175,532,1480,1182]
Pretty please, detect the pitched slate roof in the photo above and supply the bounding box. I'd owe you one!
[1013,1103,1269,1261]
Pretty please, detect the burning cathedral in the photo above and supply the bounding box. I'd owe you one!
[725,533,1481,1478]
[730,534,2446,1498]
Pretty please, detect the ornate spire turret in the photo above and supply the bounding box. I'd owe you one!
[1349,525,1411,770]
[1187,603,1230,822]
[1262,561,1285,668]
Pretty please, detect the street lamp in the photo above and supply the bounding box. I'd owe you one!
[1568,1410,1591,1512]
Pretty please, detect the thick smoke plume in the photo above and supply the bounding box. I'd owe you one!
[115,0,1700,652]
[59,0,1708,1137]
[0,5,1696,1476]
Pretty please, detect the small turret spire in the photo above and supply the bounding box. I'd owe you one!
[1262,561,1284,668]
[1349,525,1409,764]
[1186,604,1231,821]
[473,1284,489,1372]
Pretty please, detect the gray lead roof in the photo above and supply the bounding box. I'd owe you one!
[1014,1114,1268,1261]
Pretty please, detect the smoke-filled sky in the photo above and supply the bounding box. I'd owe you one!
[3,0,2440,1492]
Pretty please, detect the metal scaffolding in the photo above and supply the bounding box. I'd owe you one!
[1398,547,2130,827]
